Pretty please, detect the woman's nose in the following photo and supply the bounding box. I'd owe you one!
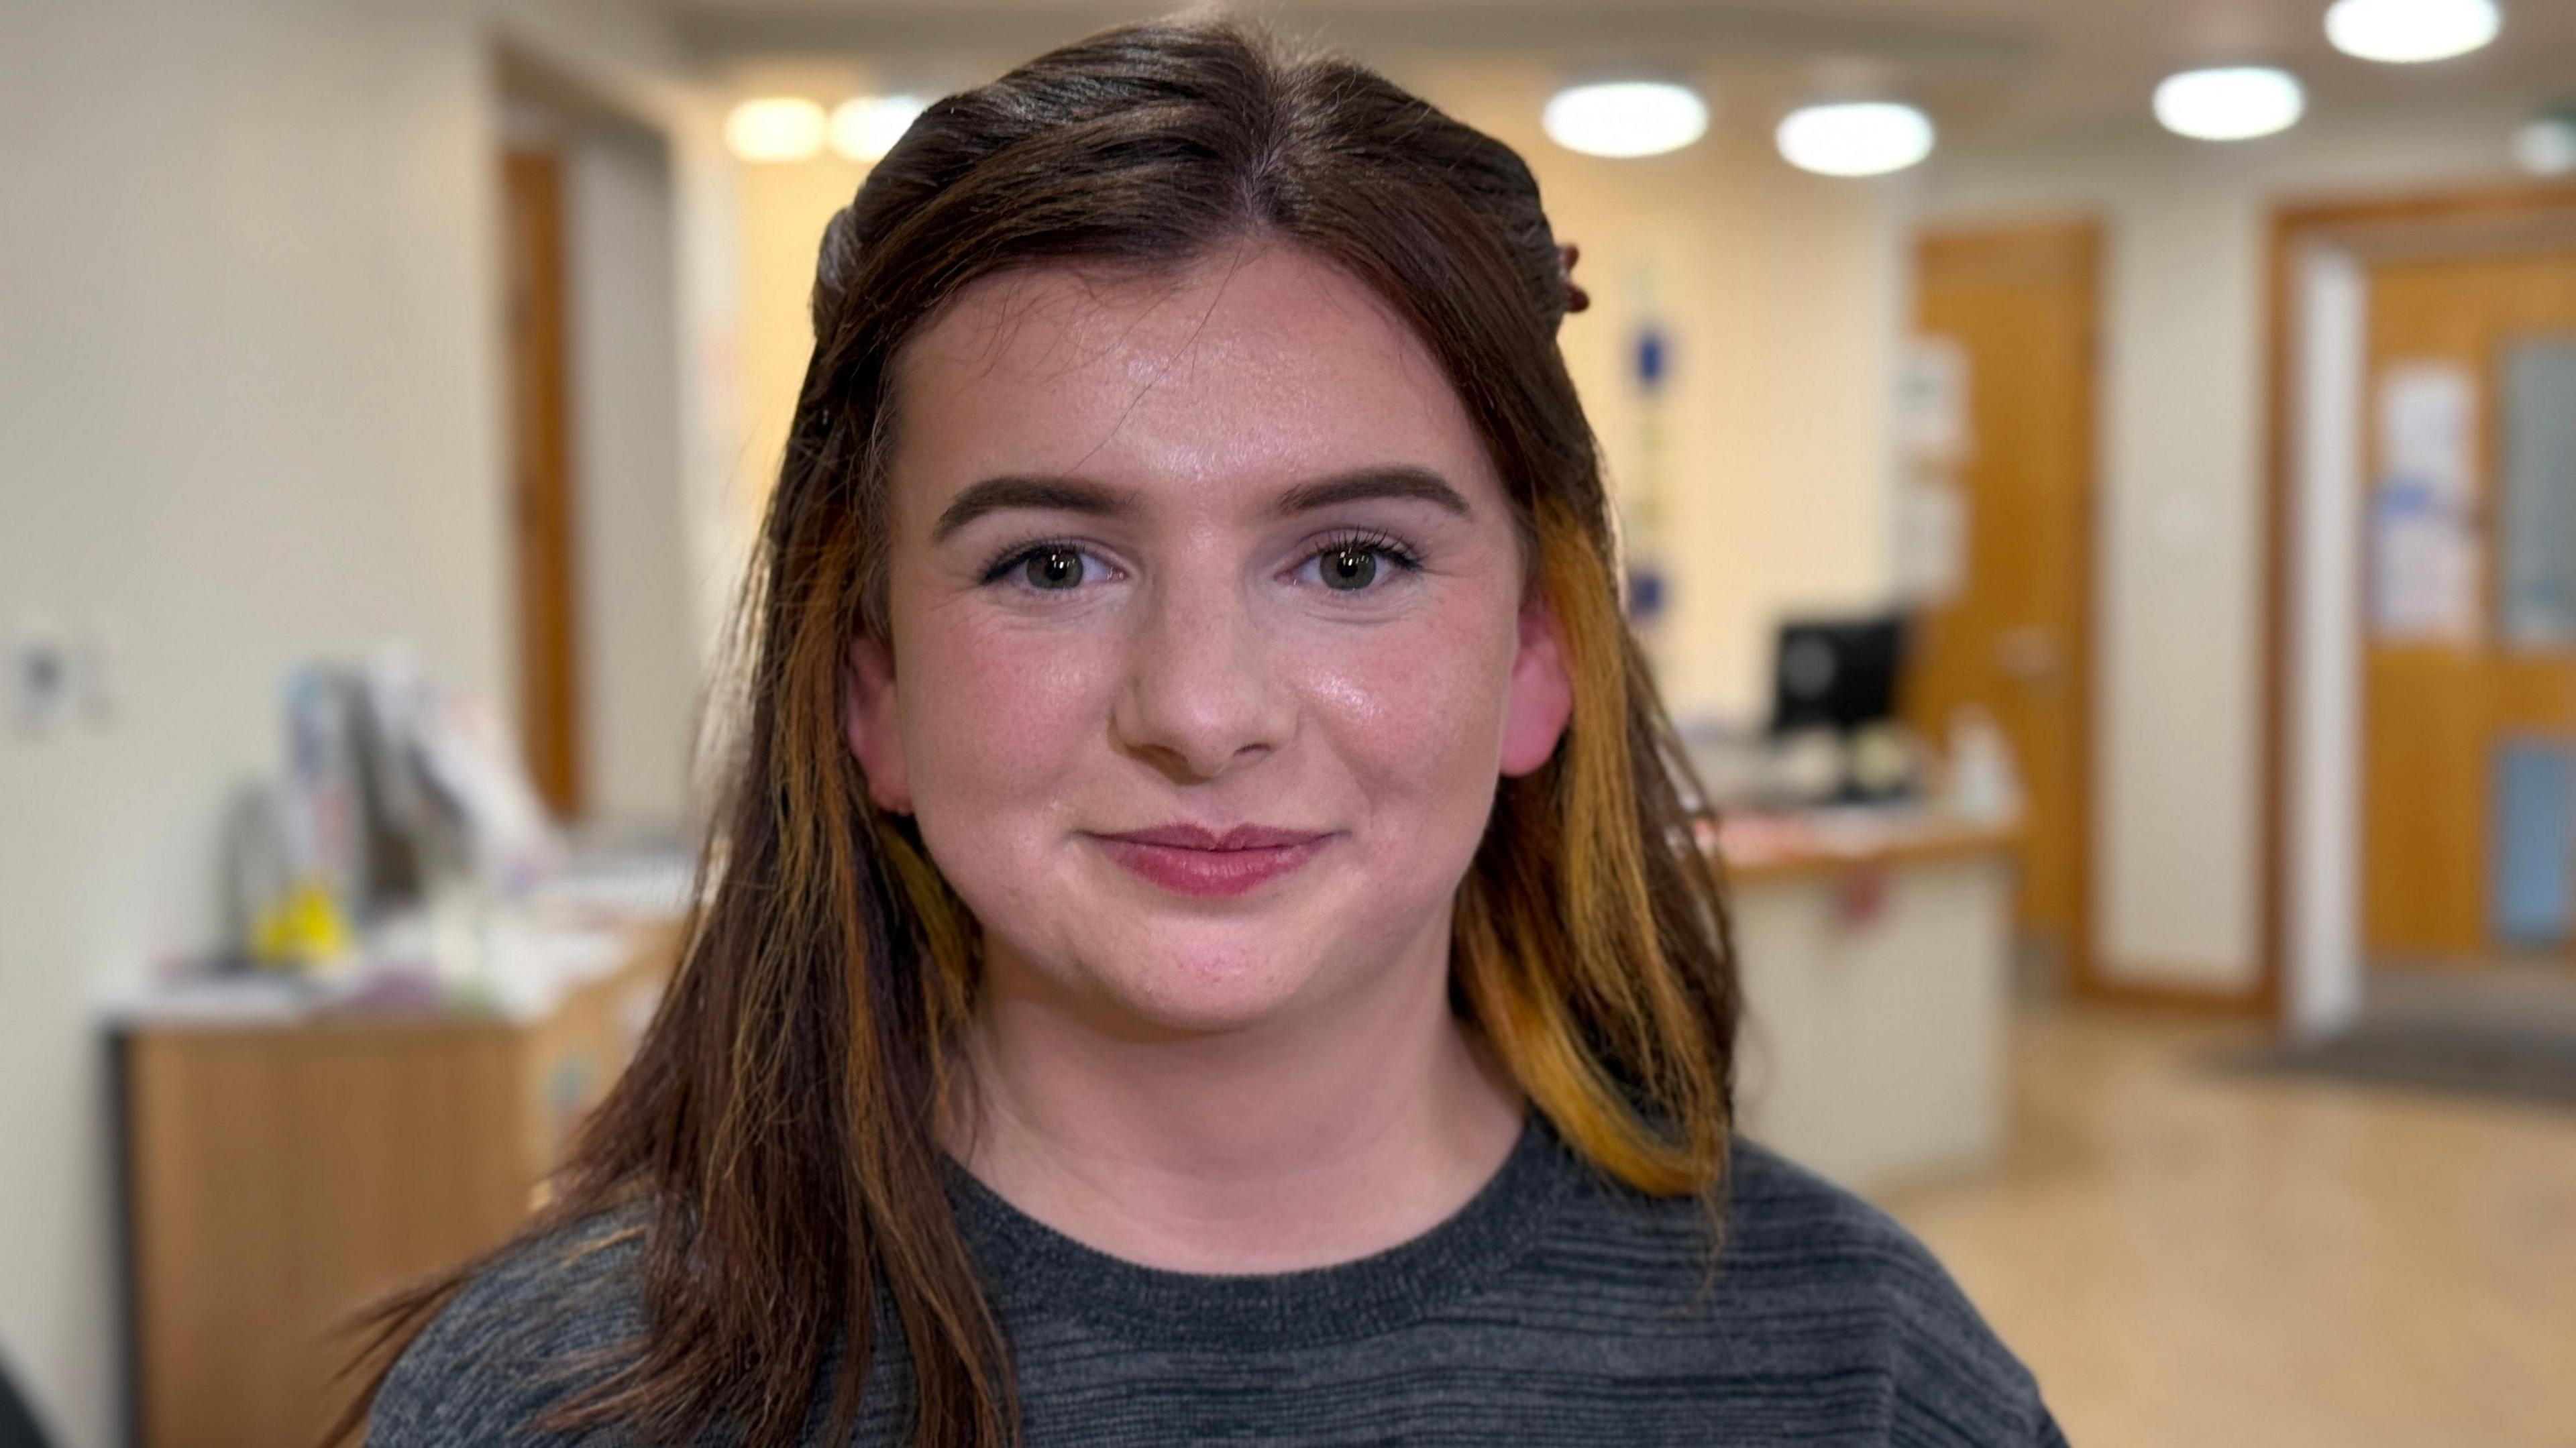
[1110,570,1291,781]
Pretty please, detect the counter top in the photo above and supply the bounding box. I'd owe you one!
[1705,805,2021,883]
[110,913,683,1034]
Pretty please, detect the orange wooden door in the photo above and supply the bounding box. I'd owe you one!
[1909,222,2100,980]
[502,147,584,820]
[2361,247,2576,962]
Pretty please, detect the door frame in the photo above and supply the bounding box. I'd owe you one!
[2259,181,2576,1034]
[502,142,586,821]
[1912,217,2106,1002]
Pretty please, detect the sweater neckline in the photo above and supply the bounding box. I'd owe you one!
[943,1111,1571,1347]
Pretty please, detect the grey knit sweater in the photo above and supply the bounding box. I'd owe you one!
[371,1119,2066,1445]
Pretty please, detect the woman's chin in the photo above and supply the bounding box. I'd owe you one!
[1080,946,1324,1036]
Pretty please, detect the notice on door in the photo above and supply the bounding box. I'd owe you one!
[2371,362,2482,645]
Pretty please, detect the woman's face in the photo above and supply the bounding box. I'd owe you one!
[847,243,1571,1035]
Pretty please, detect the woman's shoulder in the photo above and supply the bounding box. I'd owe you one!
[1718,1138,1992,1304]
[367,1209,651,1447]
[1721,1142,2021,1336]
[1545,1135,1974,1295]
[1533,1135,2064,1445]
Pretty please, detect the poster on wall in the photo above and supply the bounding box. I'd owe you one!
[1897,335,1972,467]
[2379,361,2475,502]
[1892,478,1967,606]
[2370,362,2482,645]
[2371,483,2481,643]
[1892,335,1971,608]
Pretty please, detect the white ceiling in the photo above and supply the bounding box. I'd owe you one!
[656,0,2576,146]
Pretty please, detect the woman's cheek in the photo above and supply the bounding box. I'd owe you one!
[910,616,1115,816]
[1296,619,1511,789]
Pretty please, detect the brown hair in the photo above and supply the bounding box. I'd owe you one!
[331,15,1736,1447]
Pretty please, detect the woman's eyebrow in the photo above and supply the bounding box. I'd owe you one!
[1271,466,1470,519]
[930,476,1136,543]
[928,465,1469,544]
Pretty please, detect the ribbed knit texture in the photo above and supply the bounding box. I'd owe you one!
[372,1119,2066,1445]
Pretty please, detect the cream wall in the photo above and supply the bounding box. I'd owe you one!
[733,146,878,547]
[723,60,1906,726]
[0,3,713,1443]
[1,8,502,1441]
[1415,64,1904,723]
[1917,101,2536,991]
[566,121,700,829]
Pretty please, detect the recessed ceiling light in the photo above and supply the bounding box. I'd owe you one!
[2324,0,2501,64]
[1542,81,1709,158]
[830,95,929,164]
[2153,67,2306,142]
[1776,102,1937,177]
[724,97,826,163]
[2514,116,2576,176]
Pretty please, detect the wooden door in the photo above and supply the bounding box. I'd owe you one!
[2361,247,2576,962]
[501,147,584,820]
[1909,222,2100,982]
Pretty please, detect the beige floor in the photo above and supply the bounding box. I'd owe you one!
[1877,1006,2576,1448]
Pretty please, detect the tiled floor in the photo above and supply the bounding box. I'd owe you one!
[2365,958,2576,1036]
[1878,1004,2576,1448]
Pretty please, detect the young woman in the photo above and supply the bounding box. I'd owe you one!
[347,16,2063,1446]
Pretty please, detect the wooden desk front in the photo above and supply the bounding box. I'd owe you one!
[119,927,674,1448]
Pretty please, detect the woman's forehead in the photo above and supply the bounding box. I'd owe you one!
[884,244,1502,527]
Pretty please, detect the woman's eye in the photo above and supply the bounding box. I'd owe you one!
[1021,547,1086,590]
[1318,547,1379,592]
[1299,540,1415,594]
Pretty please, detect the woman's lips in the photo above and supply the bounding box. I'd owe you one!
[1089,829,1332,899]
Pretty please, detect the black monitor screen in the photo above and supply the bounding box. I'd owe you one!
[1768,614,1907,734]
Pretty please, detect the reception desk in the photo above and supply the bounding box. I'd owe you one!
[1715,807,2021,1194]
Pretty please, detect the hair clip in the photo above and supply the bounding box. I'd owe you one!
[1558,241,1591,315]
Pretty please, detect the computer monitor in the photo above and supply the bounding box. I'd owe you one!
[1768,614,1908,735]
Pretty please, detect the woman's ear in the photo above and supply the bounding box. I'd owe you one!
[1500,592,1575,777]
[844,632,914,814]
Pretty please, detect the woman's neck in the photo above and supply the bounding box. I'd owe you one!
[942,931,1526,1274]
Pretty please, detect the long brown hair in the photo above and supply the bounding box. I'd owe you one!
[331,15,1737,1446]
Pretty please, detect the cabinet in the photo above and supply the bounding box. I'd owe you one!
[116,926,675,1448]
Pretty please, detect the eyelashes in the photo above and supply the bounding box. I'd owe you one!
[977,528,1425,593]
[979,538,1099,589]
[1310,528,1426,573]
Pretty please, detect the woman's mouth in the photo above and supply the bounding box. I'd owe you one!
[1087,823,1334,899]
